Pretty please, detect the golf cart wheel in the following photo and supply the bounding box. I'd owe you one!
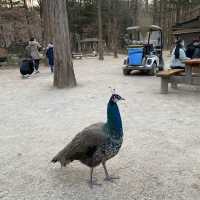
[123,68,131,75]
[149,62,158,76]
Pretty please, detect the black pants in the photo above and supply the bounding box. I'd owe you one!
[34,59,40,70]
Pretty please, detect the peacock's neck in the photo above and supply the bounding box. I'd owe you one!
[106,101,123,139]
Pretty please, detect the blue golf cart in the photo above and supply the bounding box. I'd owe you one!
[123,25,164,75]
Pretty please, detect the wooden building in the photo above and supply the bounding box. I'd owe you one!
[172,15,200,46]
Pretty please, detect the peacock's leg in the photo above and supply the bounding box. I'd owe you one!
[90,167,94,185]
[88,167,101,188]
[102,162,120,182]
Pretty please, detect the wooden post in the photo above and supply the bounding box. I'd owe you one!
[185,64,192,84]
[161,77,169,94]
[171,82,178,89]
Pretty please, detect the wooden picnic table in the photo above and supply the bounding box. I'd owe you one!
[185,59,200,85]
[157,59,200,94]
[185,59,200,65]
[183,59,200,84]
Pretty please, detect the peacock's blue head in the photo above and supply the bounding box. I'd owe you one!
[109,94,125,103]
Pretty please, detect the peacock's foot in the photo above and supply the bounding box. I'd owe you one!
[104,175,120,182]
[88,179,102,189]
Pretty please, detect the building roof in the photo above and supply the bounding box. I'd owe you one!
[174,16,200,28]
[172,15,200,35]
[173,28,200,35]
[80,38,99,43]
[127,25,162,31]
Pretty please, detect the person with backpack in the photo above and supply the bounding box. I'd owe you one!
[26,37,42,73]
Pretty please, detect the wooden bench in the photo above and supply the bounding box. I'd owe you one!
[72,53,83,59]
[0,48,8,62]
[157,69,184,94]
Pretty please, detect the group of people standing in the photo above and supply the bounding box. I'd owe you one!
[20,37,54,78]
[170,37,200,70]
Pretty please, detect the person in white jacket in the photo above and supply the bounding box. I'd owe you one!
[170,39,190,70]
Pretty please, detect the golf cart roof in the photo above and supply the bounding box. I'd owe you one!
[127,25,162,31]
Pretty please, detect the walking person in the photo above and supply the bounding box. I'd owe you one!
[27,37,42,73]
[46,42,54,73]
[170,39,190,70]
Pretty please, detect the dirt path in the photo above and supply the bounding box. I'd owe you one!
[1,55,200,200]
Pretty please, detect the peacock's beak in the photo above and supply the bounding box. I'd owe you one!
[120,97,125,101]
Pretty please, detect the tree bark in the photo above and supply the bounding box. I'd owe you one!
[97,0,104,60]
[112,16,118,58]
[46,0,76,88]
[23,0,32,38]
[145,0,148,13]
[176,0,181,23]
[131,0,138,25]
[41,0,53,46]
[153,0,157,24]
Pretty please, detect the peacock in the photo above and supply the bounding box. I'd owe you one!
[51,92,124,187]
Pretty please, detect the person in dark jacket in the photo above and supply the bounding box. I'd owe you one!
[20,59,34,78]
[192,39,200,58]
[186,37,200,59]
[46,42,54,73]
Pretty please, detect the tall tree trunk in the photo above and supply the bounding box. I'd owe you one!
[145,0,148,13]
[23,0,32,38]
[107,0,112,50]
[160,0,167,49]
[176,0,181,23]
[97,0,104,60]
[107,18,112,50]
[131,0,138,25]
[111,0,120,58]
[159,0,163,26]
[41,0,53,46]
[45,0,76,88]
[153,0,157,24]
[112,17,118,58]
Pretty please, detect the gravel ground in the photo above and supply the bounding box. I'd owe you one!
[1,54,200,200]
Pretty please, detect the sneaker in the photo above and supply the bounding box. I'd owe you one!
[22,74,31,79]
[34,70,40,74]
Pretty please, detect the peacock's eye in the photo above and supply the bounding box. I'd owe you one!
[116,95,120,99]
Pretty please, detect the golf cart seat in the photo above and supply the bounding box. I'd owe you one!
[143,44,154,55]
